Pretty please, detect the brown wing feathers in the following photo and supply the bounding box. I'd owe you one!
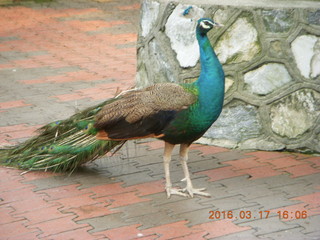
[94,83,196,140]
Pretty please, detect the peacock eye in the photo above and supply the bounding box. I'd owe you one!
[200,21,211,29]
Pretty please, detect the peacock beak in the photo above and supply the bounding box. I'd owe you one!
[213,22,224,28]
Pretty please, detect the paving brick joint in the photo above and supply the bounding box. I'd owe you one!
[0,0,319,239]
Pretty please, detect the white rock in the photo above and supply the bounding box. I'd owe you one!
[165,4,205,68]
[225,77,234,93]
[215,17,260,64]
[311,39,320,78]
[291,35,319,79]
[244,63,292,95]
[214,9,231,25]
[141,0,160,37]
[270,89,320,138]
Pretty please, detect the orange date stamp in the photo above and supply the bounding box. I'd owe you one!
[209,210,308,220]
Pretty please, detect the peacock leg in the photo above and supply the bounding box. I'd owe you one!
[163,142,187,198]
[179,144,211,197]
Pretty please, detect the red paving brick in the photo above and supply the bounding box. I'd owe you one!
[66,203,115,221]
[53,82,128,101]
[133,235,158,240]
[53,92,87,102]
[20,170,62,181]
[239,165,283,180]
[0,124,42,144]
[50,192,98,211]
[22,71,103,85]
[173,232,207,240]
[293,192,320,206]
[3,230,42,240]
[197,166,246,181]
[98,224,143,240]
[8,196,57,215]
[0,206,24,225]
[301,156,320,167]
[224,157,266,170]
[15,205,73,226]
[33,215,92,238]
[20,74,71,84]
[190,144,229,155]
[265,156,305,169]
[0,220,41,240]
[132,180,165,196]
[41,226,100,240]
[98,191,150,208]
[0,175,26,192]
[117,3,141,10]
[1,185,42,204]
[67,20,129,32]
[40,184,91,201]
[247,151,290,160]
[0,168,23,180]
[0,100,31,110]
[284,163,320,177]
[270,192,320,221]
[88,182,134,198]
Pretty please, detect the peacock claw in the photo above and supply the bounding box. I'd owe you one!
[166,187,188,198]
[182,187,211,198]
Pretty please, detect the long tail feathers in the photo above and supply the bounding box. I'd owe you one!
[0,99,125,172]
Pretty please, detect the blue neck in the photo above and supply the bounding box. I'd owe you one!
[196,31,224,96]
[196,32,224,86]
[194,30,225,120]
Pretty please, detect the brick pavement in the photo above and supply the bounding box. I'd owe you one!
[0,1,319,239]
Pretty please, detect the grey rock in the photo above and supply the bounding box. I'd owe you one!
[262,9,294,33]
[140,0,160,37]
[148,38,177,83]
[205,102,262,143]
[308,9,320,25]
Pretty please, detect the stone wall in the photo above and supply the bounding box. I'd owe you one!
[136,0,320,153]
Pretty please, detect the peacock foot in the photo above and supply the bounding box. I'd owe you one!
[182,186,211,198]
[166,186,188,198]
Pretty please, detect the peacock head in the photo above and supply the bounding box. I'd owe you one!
[196,18,222,35]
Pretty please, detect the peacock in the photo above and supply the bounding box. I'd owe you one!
[0,18,224,198]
